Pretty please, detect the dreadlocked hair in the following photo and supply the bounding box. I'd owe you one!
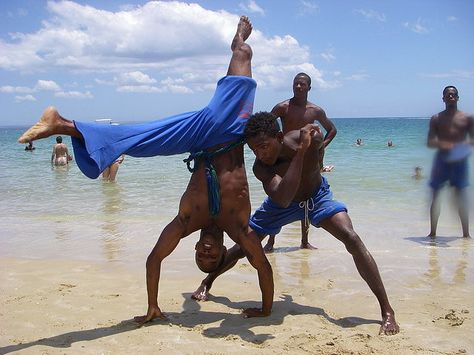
[244,111,280,140]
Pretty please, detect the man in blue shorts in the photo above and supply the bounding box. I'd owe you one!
[427,85,473,238]
[18,16,273,323]
[193,112,400,335]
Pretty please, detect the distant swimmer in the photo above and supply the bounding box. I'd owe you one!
[321,165,335,172]
[51,136,72,166]
[387,140,394,147]
[355,138,363,146]
[427,85,473,238]
[412,166,423,180]
[24,141,35,151]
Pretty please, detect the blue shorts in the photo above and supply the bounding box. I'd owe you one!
[71,76,256,179]
[429,151,469,190]
[249,177,347,236]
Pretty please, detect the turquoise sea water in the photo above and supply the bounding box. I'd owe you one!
[0,117,473,281]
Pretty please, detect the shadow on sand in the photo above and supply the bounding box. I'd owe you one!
[404,235,462,247]
[0,294,379,353]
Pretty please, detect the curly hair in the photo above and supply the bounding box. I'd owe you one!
[244,111,280,140]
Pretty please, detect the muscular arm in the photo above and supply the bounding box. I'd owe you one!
[51,145,56,164]
[135,219,183,324]
[237,229,273,316]
[314,109,337,148]
[468,114,474,145]
[254,124,321,207]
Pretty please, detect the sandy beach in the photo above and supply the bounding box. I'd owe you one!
[1,227,473,355]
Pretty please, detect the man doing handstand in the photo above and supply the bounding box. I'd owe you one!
[18,16,273,322]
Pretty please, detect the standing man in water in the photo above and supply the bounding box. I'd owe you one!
[264,72,337,252]
[51,136,72,166]
[427,85,473,238]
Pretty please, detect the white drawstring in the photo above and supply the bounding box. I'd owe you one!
[299,197,315,234]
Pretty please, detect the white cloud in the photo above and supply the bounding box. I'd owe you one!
[298,0,319,16]
[35,80,61,91]
[239,1,265,16]
[345,73,369,81]
[320,49,336,62]
[419,70,474,80]
[15,94,36,102]
[55,90,93,99]
[0,85,33,93]
[447,16,458,22]
[0,1,331,92]
[116,71,157,85]
[355,9,386,23]
[403,18,429,34]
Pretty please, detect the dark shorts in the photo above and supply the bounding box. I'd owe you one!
[429,151,469,190]
[249,177,347,236]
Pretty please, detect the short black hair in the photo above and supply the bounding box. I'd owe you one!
[56,136,63,143]
[443,85,458,96]
[295,72,311,86]
[244,111,280,140]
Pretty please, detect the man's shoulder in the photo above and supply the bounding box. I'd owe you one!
[306,102,326,117]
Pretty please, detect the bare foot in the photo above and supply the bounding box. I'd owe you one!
[231,16,252,50]
[427,233,436,238]
[191,284,210,301]
[379,313,400,335]
[300,242,318,250]
[263,242,274,253]
[18,106,62,143]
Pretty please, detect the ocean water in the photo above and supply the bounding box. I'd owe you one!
[1,117,473,282]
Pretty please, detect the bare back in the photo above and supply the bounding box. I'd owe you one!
[53,143,68,157]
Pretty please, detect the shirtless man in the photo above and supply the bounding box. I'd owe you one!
[427,85,474,238]
[194,112,399,335]
[18,16,273,322]
[51,136,72,166]
[264,73,337,252]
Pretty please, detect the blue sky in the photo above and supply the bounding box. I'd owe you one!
[0,0,473,126]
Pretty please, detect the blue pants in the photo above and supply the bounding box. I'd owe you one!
[71,76,256,179]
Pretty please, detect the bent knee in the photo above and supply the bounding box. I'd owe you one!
[341,230,364,254]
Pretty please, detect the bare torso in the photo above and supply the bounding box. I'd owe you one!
[429,109,473,148]
[179,143,250,239]
[272,99,331,133]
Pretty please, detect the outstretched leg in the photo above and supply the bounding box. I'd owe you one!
[320,212,399,335]
[226,16,252,77]
[18,106,82,143]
